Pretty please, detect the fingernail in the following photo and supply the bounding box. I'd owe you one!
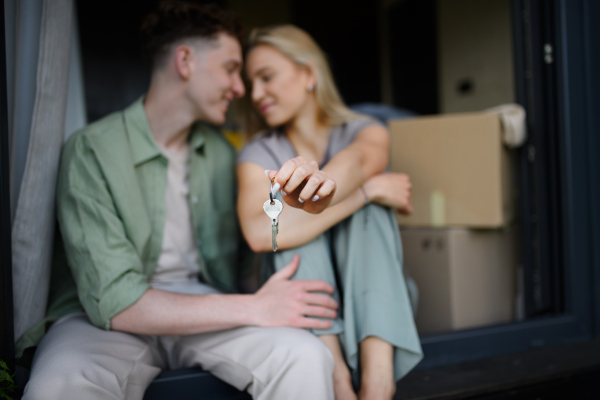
[271,183,280,196]
[312,195,319,201]
[280,189,287,195]
[298,197,304,203]
[264,170,271,178]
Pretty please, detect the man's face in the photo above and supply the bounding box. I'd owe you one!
[188,33,244,125]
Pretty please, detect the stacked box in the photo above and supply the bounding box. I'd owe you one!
[389,112,516,228]
[400,227,518,334]
[389,112,519,334]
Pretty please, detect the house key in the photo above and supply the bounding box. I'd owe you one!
[263,179,283,252]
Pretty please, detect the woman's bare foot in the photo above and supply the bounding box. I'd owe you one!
[320,335,358,400]
[358,336,396,400]
[333,364,357,400]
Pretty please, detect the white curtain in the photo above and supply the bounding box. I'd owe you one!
[9,0,77,342]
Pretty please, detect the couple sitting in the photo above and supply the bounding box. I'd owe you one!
[20,2,422,399]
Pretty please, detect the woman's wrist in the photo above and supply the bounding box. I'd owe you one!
[359,186,370,205]
[361,180,378,204]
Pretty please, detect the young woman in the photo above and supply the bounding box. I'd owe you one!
[236,25,423,400]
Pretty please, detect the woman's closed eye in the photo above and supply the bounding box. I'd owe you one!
[261,73,274,83]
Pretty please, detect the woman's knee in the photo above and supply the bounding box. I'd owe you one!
[270,237,338,285]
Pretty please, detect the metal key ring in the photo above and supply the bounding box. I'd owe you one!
[269,178,275,204]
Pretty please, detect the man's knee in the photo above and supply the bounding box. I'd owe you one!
[269,328,334,373]
[24,351,93,399]
[25,343,139,400]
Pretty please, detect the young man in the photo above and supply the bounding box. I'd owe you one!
[21,2,338,399]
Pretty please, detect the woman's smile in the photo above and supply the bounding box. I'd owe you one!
[259,103,274,114]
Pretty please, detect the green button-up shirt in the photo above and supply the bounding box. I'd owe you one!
[17,98,246,358]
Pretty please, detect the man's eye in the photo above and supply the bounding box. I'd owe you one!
[225,64,240,74]
[262,74,272,82]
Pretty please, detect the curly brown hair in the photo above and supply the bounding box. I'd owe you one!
[141,1,243,70]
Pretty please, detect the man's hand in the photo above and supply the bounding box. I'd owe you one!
[251,255,338,329]
[363,172,413,215]
[267,157,337,214]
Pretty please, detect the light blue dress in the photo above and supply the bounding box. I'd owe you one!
[237,119,423,382]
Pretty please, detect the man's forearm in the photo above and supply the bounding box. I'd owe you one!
[110,289,257,335]
[111,257,339,335]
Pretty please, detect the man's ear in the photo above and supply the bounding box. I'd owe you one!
[174,45,194,80]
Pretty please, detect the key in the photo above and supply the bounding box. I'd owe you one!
[264,199,283,252]
[271,223,279,252]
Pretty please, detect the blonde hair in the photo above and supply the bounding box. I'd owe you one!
[240,24,366,137]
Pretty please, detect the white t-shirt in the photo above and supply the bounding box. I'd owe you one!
[148,143,221,296]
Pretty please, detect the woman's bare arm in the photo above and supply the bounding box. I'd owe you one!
[317,123,390,205]
[238,162,367,252]
[319,124,390,205]
[238,164,414,252]
[268,124,389,213]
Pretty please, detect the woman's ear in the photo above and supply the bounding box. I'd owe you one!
[174,45,194,80]
[304,61,318,91]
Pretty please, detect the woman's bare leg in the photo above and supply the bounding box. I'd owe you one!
[320,335,358,400]
[358,336,395,400]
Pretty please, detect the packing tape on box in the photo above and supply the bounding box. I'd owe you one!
[430,190,446,226]
[484,104,527,148]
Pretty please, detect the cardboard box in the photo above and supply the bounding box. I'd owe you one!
[401,227,518,335]
[389,112,516,228]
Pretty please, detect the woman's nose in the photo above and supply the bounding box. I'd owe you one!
[251,82,264,102]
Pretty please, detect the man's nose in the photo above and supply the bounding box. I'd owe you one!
[232,74,245,98]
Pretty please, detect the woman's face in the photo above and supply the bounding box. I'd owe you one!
[246,45,314,127]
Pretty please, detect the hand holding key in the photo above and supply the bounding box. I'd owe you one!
[266,156,336,214]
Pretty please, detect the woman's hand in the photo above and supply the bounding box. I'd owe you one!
[268,156,337,214]
[363,172,413,215]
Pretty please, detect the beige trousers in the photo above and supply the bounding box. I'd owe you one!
[23,313,335,400]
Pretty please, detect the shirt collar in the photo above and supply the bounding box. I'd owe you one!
[189,123,206,153]
[123,97,208,166]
